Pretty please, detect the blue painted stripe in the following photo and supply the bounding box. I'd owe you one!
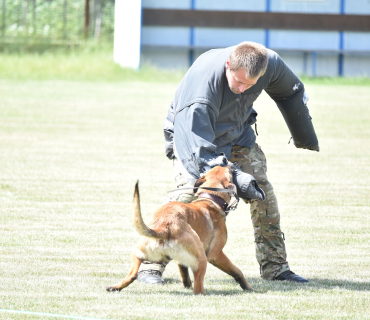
[338,53,344,76]
[338,0,345,76]
[265,30,270,48]
[139,0,143,69]
[339,31,344,50]
[265,0,270,48]
[190,26,195,48]
[189,0,196,66]
[303,52,308,75]
[189,46,195,66]
[266,0,271,12]
[339,30,344,76]
[311,52,317,77]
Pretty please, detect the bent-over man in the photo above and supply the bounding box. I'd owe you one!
[138,41,319,284]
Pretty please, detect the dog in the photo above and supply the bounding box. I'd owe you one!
[106,165,254,294]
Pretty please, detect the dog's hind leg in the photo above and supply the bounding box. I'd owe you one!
[173,228,207,295]
[186,236,207,295]
[208,251,255,292]
[106,254,142,292]
[192,254,207,295]
[177,264,192,288]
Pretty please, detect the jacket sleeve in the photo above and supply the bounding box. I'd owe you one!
[163,102,175,160]
[173,103,221,179]
[265,54,319,151]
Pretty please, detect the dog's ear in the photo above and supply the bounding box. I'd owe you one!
[193,176,206,193]
[225,182,237,194]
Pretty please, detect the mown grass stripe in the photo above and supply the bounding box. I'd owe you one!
[0,309,113,320]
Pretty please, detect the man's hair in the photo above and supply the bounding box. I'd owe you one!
[229,41,269,78]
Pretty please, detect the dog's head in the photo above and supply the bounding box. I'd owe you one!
[194,165,237,200]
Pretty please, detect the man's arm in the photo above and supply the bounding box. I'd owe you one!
[173,103,220,178]
[170,103,265,201]
[265,54,319,151]
[164,102,176,160]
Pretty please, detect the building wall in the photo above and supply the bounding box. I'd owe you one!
[141,0,370,76]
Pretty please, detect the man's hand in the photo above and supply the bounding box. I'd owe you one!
[200,154,228,174]
[207,154,228,167]
[232,163,265,201]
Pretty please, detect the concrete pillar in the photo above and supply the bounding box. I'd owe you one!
[114,0,142,70]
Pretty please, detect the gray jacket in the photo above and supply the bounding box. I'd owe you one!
[164,46,319,178]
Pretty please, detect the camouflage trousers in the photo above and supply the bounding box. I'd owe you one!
[229,143,290,280]
[140,143,290,280]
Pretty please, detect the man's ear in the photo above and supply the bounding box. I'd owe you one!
[193,176,206,194]
[225,58,230,70]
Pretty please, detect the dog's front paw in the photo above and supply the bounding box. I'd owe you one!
[106,286,121,292]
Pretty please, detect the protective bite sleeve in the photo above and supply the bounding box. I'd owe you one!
[275,89,319,152]
[232,163,266,201]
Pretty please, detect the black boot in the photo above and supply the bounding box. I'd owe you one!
[274,271,309,283]
[137,270,165,285]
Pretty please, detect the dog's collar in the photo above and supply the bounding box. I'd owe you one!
[196,193,239,216]
[197,192,229,213]
[167,186,240,215]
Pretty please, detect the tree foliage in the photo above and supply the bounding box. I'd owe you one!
[0,0,115,42]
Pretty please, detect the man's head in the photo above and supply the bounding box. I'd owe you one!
[225,41,268,94]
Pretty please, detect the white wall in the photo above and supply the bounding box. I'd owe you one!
[142,0,191,9]
[141,47,190,69]
[345,0,370,14]
[139,0,370,76]
[142,27,190,47]
[193,28,265,48]
[344,32,370,51]
[344,56,370,76]
[195,0,266,11]
[270,0,341,14]
[269,30,340,51]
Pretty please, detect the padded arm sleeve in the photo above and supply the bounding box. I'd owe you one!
[265,55,319,152]
[275,89,319,151]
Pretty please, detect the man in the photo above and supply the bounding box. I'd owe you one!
[138,41,319,284]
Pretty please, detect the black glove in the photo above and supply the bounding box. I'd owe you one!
[232,163,265,201]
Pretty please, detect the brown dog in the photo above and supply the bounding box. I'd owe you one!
[106,165,254,294]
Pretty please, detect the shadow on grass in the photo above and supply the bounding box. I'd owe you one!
[268,278,370,292]
[106,277,369,296]
[157,277,370,295]
[205,277,370,294]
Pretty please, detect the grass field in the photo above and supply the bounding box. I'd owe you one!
[0,52,370,319]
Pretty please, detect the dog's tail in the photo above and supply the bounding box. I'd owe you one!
[133,181,160,239]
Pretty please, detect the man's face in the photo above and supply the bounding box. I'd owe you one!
[225,59,259,94]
